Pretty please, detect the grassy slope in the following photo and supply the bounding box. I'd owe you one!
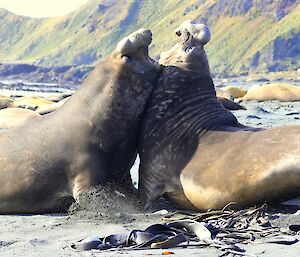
[0,0,299,74]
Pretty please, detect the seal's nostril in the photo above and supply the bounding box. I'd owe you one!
[185,46,195,53]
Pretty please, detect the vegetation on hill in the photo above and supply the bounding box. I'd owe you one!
[0,0,299,75]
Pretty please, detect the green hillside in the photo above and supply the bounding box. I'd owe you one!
[0,0,299,74]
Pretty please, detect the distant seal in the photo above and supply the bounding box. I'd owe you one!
[36,97,70,115]
[0,108,41,129]
[243,83,300,101]
[0,96,14,110]
[0,29,161,214]
[13,96,54,110]
[215,89,246,110]
[216,88,233,99]
[138,21,300,210]
[46,93,73,103]
[221,86,247,99]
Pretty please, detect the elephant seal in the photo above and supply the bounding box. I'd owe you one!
[215,88,233,99]
[243,82,300,101]
[12,96,54,110]
[46,93,73,103]
[0,29,161,214]
[0,108,41,129]
[36,97,70,115]
[215,90,246,110]
[0,96,14,110]
[138,22,300,210]
[221,86,247,99]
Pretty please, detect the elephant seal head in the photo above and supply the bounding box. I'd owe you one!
[160,20,211,76]
[174,20,211,45]
[114,29,161,79]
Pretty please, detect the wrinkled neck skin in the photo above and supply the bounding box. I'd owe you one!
[141,65,248,149]
[138,57,260,208]
[143,37,262,146]
[53,52,158,154]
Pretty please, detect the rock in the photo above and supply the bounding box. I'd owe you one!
[247,115,261,119]
[281,197,300,207]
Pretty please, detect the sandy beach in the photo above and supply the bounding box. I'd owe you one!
[1,208,300,257]
[1,76,300,256]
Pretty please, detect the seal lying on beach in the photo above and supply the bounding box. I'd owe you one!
[36,97,70,115]
[0,108,41,129]
[12,96,54,110]
[0,96,14,110]
[0,29,160,214]
[243,82,300,102]
[138,21,300,210]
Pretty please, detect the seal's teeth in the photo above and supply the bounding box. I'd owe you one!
[185,46,195,53]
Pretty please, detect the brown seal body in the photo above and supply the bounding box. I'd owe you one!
[13,96,54,109]
[0,96,14,110]
[138,22,300,210]
[0,108,41,129]
[180,126,300,210]
[36,97,70,115]
[0,29,161,214]
[243,83,300,101]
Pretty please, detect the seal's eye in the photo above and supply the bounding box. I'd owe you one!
[121,55,133,63]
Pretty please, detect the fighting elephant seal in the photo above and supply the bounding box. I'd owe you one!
[0,29,161,214]
[0,108,41,129]
[138,22,300,210]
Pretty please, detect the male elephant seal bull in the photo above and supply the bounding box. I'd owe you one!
[138,21,300,210]
[0,29,161,214]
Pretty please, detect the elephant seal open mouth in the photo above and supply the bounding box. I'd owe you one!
[138,21,300,210]
[0,29,161,214]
